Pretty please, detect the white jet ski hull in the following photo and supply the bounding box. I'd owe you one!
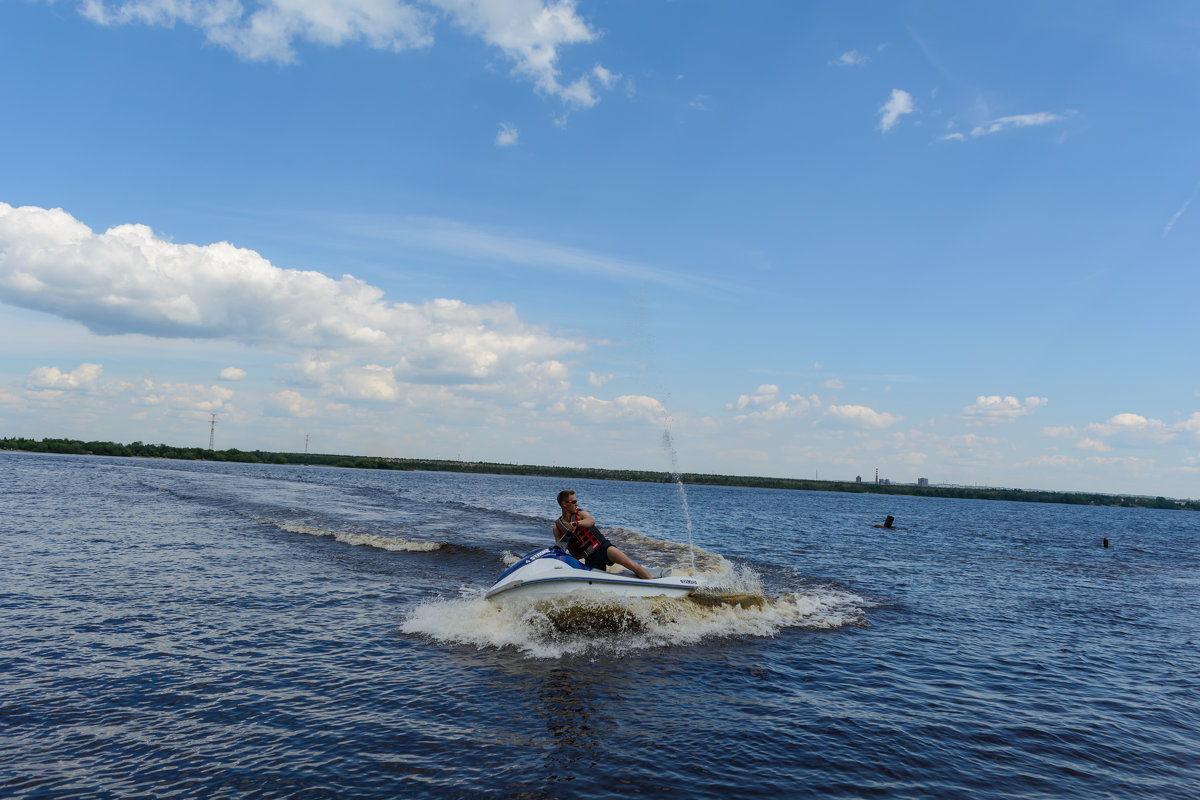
[485,547,698,602]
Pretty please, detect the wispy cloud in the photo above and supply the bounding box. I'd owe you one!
[938,110,1073,144]
[351,215,726,291]
[878,89,915,133]
[263,389,342,418]
[495,122,519,147]
[970,112,1068,137]
[906,24,950,79]
[1163,185,1200,238]
[551,393,667,425]
[831,49,869,67]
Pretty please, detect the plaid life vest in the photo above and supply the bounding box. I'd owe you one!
[555,512,604,562]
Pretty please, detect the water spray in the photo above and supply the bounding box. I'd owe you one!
[661,425,697,576]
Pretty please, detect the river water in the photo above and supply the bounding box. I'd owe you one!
[2,451,1196,798]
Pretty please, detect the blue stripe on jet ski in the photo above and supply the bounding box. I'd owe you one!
[490,546,587,585]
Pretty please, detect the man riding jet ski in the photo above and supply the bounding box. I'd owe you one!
[484,490,698,602]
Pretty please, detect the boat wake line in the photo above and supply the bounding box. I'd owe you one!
[244,513,446,552]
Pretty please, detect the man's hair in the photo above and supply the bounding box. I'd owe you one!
[556,490,575,506]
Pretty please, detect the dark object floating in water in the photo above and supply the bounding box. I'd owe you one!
[873,515,902,529]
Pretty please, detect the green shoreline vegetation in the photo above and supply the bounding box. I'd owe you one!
[3,436,1196,512]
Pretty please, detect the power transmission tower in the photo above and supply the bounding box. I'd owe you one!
[208,413,218,450]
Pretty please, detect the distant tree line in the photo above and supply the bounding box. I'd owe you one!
[3,436,1196,511]
[0,437,262,462]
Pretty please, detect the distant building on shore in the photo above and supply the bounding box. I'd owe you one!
[918,477,929,488]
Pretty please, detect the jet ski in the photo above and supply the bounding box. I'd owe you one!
[485,546,699,602]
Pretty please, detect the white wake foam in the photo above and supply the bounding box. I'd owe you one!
[400,572,869,660]
[247,514,444,552]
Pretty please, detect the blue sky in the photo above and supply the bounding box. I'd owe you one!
[2,0,1198,498]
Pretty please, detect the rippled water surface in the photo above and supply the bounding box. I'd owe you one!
[2,451,1197,798]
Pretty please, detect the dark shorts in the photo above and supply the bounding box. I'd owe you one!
[581,535,614,570]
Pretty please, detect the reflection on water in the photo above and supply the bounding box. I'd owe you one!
[537,667,610,785]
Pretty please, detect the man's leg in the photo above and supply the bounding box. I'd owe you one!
[605,545,651,579]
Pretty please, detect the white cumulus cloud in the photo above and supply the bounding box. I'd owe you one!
[1047,411,1199,451]
[826,404,900,429]
[81,0,435,64]
[726,384,819,422]
[73,0,615,110]
[731,384,779,411]
[220,366,247,381]
[438,0,610,109]
[0,202,583,402]
[878,88,914,133]
[1085,413,1177,448]
[27,363,104,391]
[963,395,1048,423]
[1180,412,1200,436]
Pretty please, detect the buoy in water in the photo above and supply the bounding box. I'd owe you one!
[1103,537,1109,548]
